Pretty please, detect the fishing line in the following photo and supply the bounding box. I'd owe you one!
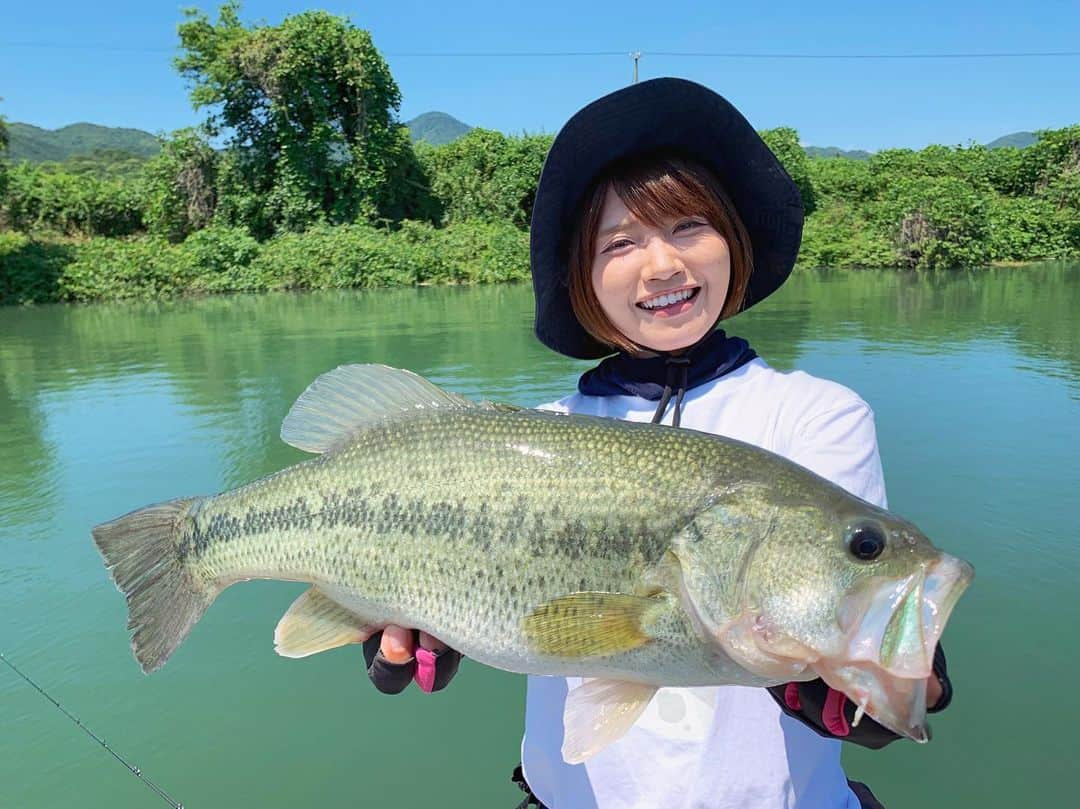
[0,651,184,808]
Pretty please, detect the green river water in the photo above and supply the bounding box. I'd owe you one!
[1,264,1077,808]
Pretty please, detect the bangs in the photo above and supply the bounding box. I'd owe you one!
[607,157,716,228]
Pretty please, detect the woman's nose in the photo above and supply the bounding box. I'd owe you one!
[643,236,683,281]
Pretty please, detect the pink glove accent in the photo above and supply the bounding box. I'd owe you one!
[414,646,437,693]
[823,688,851,736]
[784,683,802,711]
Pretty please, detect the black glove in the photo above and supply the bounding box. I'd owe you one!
[363,629,463,695]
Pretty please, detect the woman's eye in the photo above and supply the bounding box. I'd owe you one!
[675,220,704,233]
[602,238,632,253]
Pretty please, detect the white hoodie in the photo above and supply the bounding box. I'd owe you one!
[521,357,887,809]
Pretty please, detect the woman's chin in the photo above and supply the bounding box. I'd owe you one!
[634,321,712,354]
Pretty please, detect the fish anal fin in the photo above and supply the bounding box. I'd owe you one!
[274,587,377,658]
[562,679,658,763]
[522,591,672,658]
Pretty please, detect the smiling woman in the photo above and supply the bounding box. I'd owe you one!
[566,152,753,355]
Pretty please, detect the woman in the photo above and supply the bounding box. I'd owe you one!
[364,78,952,809]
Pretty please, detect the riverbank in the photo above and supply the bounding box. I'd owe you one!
[2,217,1076,307]
[0,220,531,305]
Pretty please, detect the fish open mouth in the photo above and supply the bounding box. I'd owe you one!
[815,554,974,741]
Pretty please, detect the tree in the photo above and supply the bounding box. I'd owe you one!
[0,115,9,209]
[417,129,552,228]
[760,127,816,214]
[175,2,416,237]
[142,128,219,242]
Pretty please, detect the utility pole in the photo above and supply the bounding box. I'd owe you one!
[631,51,641,83]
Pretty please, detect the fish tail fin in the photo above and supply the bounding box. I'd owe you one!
[92,497,214,674]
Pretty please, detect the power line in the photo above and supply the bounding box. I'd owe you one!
[649,49,1080,59]
[1,651,185,809]
[1,42,1079,59]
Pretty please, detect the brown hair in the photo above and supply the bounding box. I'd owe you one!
[567,152,754,355]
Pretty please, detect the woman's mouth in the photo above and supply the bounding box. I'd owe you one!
[637,287,700,318]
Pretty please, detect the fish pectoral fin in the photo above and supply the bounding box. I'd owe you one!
[522,591,674,658]
[562,679,658,764]
[273,587,377,658]
[280,364,481,454]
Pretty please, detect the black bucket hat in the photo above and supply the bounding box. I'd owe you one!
[530,77,805,360]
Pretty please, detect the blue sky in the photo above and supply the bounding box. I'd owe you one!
[1,0,1077,150]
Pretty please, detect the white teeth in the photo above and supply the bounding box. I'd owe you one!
[640,288,694,309]
[853,698,869,727]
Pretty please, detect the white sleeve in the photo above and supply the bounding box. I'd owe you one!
[786,398,888,509]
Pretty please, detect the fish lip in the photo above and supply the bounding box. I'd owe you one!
[840,553,974,679]
[816,553,973,740]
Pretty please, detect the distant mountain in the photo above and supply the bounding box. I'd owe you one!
[804,146,872,161]
[7,122,162,163]
[405,112,472,146]
[2,117,1042,163]
[803,131,1040,160]
[985,131,1038,149]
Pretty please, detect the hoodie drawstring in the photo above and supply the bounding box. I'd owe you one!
[650,356,691,428]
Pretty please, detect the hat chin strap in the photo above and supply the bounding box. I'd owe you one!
[646,313,723,427]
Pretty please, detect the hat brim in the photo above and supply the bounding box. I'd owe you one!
[530,77,805,360]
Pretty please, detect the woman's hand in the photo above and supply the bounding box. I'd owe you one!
[925,673,943,708]
[363,624,463,694]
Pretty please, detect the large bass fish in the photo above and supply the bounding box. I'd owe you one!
[93,364,972,763]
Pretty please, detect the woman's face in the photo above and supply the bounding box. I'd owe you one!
[591,187,731,354]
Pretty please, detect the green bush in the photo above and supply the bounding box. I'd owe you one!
[417,129,552,228]
[142,129,219,242]
[986,196,1071,261]
[58,237,188,301]
[873,176,991,270]
[0,232,76,304]
[760,128,816,214]
[253,223,428,288]
[798,202,895,268]
[57,225,259,301]
[3,163,143,237]
[251,219,529,289]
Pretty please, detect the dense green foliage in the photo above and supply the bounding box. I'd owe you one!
[0,219,527,305]
[0,2,1076,305]
[174,2,424,237]
[3,162,144,237]
[417,129,552,228]
[0,117,8,202]
[760,128,816,214]
[6,122,161,162]
[799,127,1080,269]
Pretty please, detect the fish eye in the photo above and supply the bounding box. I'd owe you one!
[847,524,886,561]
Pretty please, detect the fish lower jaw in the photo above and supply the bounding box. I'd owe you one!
[813,659,930,743]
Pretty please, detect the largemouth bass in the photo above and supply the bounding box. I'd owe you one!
[93,364,972,762]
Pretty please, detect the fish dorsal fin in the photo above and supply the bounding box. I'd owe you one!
[281,364,478,453]
[274,587,378,658]
[562,679,658,763]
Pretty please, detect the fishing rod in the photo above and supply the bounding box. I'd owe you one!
[0,651,184,808]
